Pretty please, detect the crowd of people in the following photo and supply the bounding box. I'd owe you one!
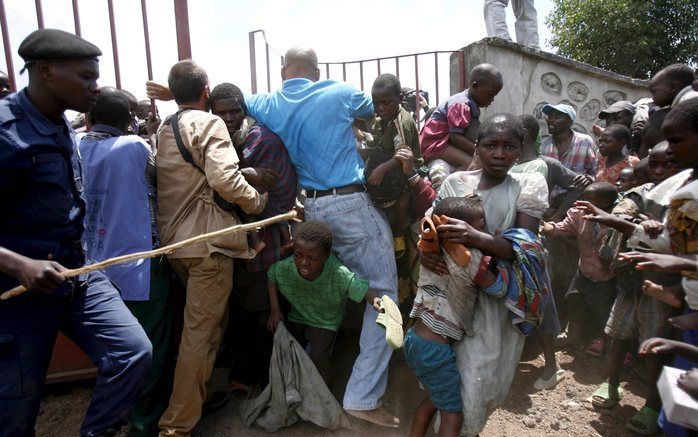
[0,27,697,437]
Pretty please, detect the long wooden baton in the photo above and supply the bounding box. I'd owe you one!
[1,210,297,301]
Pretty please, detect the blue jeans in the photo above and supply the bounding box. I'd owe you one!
[0,271,152,437]
[304,192,397,410]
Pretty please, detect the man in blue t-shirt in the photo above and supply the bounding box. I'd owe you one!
[245,47,399,428]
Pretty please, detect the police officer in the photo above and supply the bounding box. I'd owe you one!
[0,29,152,437]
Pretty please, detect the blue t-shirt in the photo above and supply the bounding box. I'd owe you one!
[245,78,374,190]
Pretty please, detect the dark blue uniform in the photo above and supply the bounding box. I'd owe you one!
[0,90,152,437]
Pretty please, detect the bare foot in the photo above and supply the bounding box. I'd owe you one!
[642,280,684,308]
[669,312,698,330]
[678,369,698,398]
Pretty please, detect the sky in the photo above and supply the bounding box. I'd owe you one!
[2,0,555,113]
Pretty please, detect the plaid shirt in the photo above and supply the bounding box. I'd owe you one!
[540,131,597,199]
[241,124,297,272]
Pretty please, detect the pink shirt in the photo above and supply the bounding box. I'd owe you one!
[551,208,614,282]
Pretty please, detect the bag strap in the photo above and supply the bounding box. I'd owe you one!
[166,110,204,174]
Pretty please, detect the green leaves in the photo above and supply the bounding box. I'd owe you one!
[546,0,698,79]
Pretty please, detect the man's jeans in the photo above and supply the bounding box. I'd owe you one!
[0,271,152,437]
[304,192,397,410]
[483,0,540,48]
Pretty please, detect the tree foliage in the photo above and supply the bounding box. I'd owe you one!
[546,0,698,79]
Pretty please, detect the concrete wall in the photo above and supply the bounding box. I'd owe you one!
[449,38,650,136]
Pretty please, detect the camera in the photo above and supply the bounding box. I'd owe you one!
[401,90,429,113]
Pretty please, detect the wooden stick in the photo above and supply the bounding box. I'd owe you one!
[1,210,297,301]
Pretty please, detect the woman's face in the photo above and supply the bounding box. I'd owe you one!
[477,128,521,178]
[663,118,698,169]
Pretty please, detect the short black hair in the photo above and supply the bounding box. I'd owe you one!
[168,60,208,104]
[372,73,401,96]
[478,113,525,144]
[433,196,484,224]
[518,114,540,141]
[295,220,333,255]
[469,63,503,87]
[584,182,618,203]
[604,124,631,143]
[210,82,244,105]
[657,63,695,88]
[89,87,131,129]
[665,98,698,134]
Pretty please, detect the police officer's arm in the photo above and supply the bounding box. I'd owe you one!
[200,118,267,215]
[0,247,67,293]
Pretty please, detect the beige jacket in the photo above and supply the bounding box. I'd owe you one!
[156,109,266,259]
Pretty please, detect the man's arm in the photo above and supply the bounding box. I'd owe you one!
[266,280,284,332]
[449,132,476,155]
[201,119,267,215]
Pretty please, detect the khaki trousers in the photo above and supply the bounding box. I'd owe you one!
[158,253,233,437]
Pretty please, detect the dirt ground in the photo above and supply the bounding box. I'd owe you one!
[35,326,655,437]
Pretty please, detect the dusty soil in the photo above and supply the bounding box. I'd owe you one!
[35,327,653,437]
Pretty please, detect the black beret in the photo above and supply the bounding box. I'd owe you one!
[18,28,101,63]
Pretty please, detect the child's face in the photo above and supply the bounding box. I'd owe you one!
[616,169,636,191]
[371,87,401,120]
[469,79,502,108]
[211,97,246,137]
[477,128,521,179]
[468,208,487,232]
[648,147,680,184]
[605,111,633,129]
[598,131,625,157]
[663,118,698,170]
[649,74,675,108]
[582,191,615,211]
[293,239,329,281]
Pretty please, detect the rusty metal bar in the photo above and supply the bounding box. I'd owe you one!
[359,61,363,91]
[458,50,466,91]
[107,0,121,89]
[325,63,329,80]
[140,0,156,113]
[395,56,399,79]
[342,63,346,82]
[265,40,270,92]
[34,0,44,28]
[174,0,192,60]
[249,31,257,93]
[414,54,420,126]
[72,0,81,36]
[434,52,439,104]
[0,0,15,92]
[377,58,381,75]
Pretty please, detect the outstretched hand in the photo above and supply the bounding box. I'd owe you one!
[574,200,614,224]
[394,148,415,175]
[572,174,593,190]
[638,337,679,355]
[145,81,174,101]
[437,216,481,247]
[640,220,664,239]
[618,251,697,273]
[420,250,448,276]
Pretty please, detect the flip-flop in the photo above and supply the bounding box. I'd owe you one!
[627,406,660,435]
[436,214,472,267]
[533,369,566,391]
[588,381,623,409]
[585,339,606,358]
[417,216,439,254]
[376,295,403,349]
[229,380,252,401]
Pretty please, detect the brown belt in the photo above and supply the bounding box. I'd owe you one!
[306,184,365,198]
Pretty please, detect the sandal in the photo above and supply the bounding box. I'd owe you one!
[435,214,472,267]
[417,216,439,254]
[585,339,606,358]
[229,380,252,401]
[376,295,404,349]
[627,406,660,435]
[589,381,623,409]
